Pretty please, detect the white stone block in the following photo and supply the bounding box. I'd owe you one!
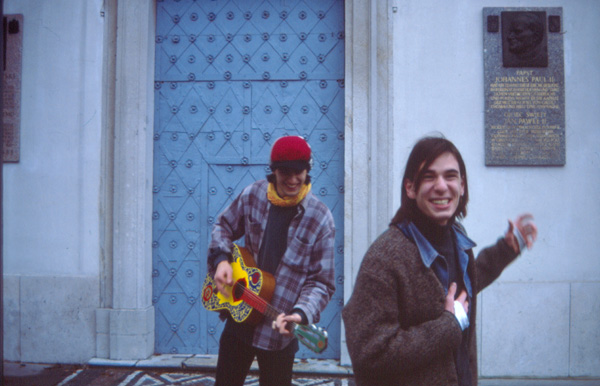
[20,275,98,363]
[96,332,110,359]
[107,306,154,360]
[3,275,21,360]
[570,282,600,376]
[109,307,154,335]
[95,308,111,358]
[480,282,570,377]
[96,308,110,334]
[110,331,153,360]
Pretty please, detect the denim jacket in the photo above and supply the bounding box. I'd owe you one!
[397,221,476,299]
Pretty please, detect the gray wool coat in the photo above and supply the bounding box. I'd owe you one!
[342,225,518,386]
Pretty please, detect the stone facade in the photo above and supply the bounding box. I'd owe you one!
[3,0,599,378]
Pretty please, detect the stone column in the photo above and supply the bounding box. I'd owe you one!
[342,0,393,366]
[96,0,156,360]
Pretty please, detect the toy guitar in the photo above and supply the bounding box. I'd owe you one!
[201,244,328,354]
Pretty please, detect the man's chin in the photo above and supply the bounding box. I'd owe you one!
[429,213,453,226]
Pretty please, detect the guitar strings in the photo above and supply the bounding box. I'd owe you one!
[233,281,295,326]
[233,281,279,318]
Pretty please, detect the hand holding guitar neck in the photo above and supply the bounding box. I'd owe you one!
[273,312,302,336]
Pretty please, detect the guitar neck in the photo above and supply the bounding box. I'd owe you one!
[233,279,327,353]
[235,282,284,323]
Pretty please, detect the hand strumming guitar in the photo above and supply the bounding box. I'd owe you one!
[214,260,234,298]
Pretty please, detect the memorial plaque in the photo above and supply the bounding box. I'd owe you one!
[483,8,565,166]
[3,14,23,162]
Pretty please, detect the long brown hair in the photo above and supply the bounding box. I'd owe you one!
[390,136,469,225]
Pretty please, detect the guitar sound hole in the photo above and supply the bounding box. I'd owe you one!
[233,278,246,301]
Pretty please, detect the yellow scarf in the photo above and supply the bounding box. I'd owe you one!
[267,182,311,207]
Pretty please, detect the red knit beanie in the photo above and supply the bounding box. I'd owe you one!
[270,136,312,171]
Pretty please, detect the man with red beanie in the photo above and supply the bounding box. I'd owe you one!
[207,135,336,386]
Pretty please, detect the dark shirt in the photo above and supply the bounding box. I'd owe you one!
[258,205,297,275]
[225,203,305,347]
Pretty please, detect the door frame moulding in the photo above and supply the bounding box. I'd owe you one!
[97,0,156,360]
[342,0,393,366]
[98,0,393,363]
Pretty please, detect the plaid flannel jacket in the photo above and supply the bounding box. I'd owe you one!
[208,179,336,351]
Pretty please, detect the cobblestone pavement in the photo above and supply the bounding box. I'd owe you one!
[3,363,354,386]
[5,362,600,386]
[59,369,353,386]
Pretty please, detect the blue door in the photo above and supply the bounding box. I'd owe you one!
[152,0,344,359]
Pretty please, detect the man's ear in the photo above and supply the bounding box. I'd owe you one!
[405,179,416,199]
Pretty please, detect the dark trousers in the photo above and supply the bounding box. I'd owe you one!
[215,327,297,386]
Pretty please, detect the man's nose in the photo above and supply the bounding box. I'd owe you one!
[433,176,448,190]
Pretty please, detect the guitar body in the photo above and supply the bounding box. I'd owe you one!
[202,244,276,326]
[202,243,328,353]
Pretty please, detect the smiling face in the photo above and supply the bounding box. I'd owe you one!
[273,168,308,198]
[404,152,465,226]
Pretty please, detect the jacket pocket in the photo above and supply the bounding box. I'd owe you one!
[280,236,313,273]
[245,219,263,253]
